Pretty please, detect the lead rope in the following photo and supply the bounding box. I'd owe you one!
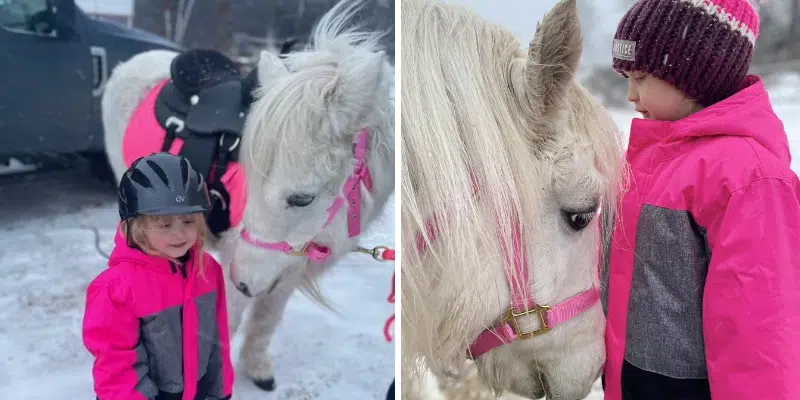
[356,245,396,342]
[384,272,395,342]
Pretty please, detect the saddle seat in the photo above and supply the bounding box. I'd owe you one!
[155,49,253,137]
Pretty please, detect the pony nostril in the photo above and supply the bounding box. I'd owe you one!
[236,282,252,297]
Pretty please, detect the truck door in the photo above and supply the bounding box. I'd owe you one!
[0,0,93,157]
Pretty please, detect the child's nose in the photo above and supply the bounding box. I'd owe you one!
[171,227,188,239]
[626,81,638,102]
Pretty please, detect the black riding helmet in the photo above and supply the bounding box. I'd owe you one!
[118,152,211,220]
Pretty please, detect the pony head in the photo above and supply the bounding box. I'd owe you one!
[400,0,626,398]
[232,0,395,299]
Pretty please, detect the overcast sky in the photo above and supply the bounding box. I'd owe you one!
[442,0,562,42]
[442,0,627,70]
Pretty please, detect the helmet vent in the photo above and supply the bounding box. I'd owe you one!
[147,160,170,188]
[129,169,152,188]
[180,158,190,189]
[195,171,205,190]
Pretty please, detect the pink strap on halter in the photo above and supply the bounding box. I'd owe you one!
[239,128,372,264]
[239,229,332,263]
[468,288,601,358]
[323,128,373,237]
[415,182,601,359]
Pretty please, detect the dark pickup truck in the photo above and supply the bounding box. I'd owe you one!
[0,0,182,171]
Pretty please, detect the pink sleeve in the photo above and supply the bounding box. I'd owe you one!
[703,178,800,399]
[82,274,156,400]
[213,257,236,397]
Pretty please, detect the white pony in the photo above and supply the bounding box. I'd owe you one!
[101,0,395,391]
[401,0,625,399]
[227,0,395,389]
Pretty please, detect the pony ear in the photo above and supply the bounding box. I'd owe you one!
[257,50,289,85]
[322,51,386,133]
[523,0,582,121]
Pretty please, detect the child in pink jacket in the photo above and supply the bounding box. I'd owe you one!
[82,152,235,400]
[603,0,800,399]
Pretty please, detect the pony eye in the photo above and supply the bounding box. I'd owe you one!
[562,210,597,231]
[286,194,316,208]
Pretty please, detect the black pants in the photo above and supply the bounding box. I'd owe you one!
[386,379,395,400]
[611,360,711,400]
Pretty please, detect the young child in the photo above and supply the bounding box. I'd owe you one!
[603,0,800,399]
[82,152,234,400]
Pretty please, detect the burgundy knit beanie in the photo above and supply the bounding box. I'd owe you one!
[612,0,760,105]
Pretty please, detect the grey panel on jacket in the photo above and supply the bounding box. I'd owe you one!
[625,204,711,379]
[140,304,184,393]
[196,290,225,397]
[134,342,159,397]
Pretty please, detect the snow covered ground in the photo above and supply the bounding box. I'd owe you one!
[0,170,395,399]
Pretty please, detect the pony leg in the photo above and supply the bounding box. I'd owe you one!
[239,283,294,391]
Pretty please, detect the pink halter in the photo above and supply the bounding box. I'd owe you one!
[240,128,373,263]
[416,182,601,358]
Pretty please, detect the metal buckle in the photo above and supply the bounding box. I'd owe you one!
[287,242,311,257]
[218,133,240,152]
[501,304,552,339]
[165,116,185,133]
[356,245,390,261]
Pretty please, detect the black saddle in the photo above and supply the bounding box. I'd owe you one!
[155,49,253,137]
[150,49,261,237]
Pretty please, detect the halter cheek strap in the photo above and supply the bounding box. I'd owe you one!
[323,128,374,236]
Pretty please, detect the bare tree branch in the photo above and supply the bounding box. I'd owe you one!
[174,0,196,45]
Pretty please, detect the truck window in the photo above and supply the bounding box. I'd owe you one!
[0,0,52,35]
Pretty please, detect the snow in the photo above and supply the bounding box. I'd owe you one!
[0,158,37,176]
[75,0,132,17]
[0,170,395,399]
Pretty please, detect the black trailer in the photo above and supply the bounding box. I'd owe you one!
[0,0,182,172]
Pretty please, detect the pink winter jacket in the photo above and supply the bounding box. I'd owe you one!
[82,227,235,400]
[603,76,800,399]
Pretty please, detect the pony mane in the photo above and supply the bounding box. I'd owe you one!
[401,0,626,385]
[307,0,388,56]
[243,0,391,185]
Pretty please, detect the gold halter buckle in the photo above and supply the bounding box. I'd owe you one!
[287,243,311,257]
[501,304,552,340]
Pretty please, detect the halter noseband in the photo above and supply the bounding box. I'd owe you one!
[416,183,601,358]
[240,128,373,263]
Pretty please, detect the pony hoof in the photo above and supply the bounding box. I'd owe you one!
[253,377,276,391]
